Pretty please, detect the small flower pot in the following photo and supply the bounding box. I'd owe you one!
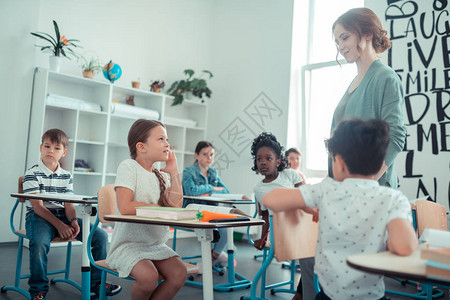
[151,86,161,93]
[82,69,95,79]
[49,56,62,72]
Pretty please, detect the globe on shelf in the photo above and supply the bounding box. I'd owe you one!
[103,60,122,83]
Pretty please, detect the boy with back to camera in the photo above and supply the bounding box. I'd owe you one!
[263,119,418,300]
[23,129,121,300]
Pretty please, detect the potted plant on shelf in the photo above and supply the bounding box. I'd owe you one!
[150,80,165,93]
[30,20,81,72]
[78,56,102,79]
[167,69,213,106]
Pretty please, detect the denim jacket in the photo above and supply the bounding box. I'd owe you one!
[182,162,229,207]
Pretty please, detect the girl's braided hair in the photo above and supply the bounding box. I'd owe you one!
[250,132,288,173]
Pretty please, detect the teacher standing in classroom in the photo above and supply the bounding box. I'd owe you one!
[330,7,406,188]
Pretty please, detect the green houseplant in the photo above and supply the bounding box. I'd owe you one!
[31,20,80,72]
[167,69,213,106]
[30,20,80,58]
[78,56,102,79]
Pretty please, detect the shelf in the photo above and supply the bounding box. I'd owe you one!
[79,110,108,116]
[77,140,105,146]
[182,99,207,107]
[47,69,110,87]
[73,171,102,176]
[46,104,78,112]
[108,142,128,148]
[186,126,206,131]
[29,69,207,195]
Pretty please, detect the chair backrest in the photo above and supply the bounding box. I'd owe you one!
[415,199,447,237]
[97,184,116,223]
[18,176,25,203]
[272,209,319,262]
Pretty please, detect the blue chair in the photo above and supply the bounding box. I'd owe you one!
[1,176,81,299]
[87,184,199,300]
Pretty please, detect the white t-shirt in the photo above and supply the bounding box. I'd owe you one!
[107,159,177,277]
[254,168,302,214]
[300,177,412,300]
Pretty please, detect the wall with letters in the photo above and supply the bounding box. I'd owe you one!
[369,0,450,209]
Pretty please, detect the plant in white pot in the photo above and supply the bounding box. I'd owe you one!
[30,20,81,72]
[78,56,102,79]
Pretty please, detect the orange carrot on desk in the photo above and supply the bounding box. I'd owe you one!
[196,211,237,222]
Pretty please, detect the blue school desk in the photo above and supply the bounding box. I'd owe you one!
[11,193,97,300]
[182,195,256,291]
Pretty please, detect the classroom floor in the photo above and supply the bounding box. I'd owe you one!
[0,237,448,300]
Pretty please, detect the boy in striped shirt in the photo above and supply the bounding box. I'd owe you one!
[23,129,121,300]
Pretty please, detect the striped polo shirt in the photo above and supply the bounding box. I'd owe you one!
[23,160,73,209]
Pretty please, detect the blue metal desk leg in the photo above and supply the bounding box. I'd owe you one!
[81,204,91,300]
[213,228,252,292]
[241,246,274,300]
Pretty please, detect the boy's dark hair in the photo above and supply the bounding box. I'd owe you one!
[41,129,69,148]
[251,132,288,172]
[325,119,390,175]
[285,147,302,157]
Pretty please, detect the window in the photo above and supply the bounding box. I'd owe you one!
[288,0,363,179]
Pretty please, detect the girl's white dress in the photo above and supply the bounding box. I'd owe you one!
[106,159,178,277]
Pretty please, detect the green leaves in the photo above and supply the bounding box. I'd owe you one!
[169,69,213,106]
[30,20,80,59]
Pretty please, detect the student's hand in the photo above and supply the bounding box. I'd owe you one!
[213,187,225,192]
[161,150,178,174]
[242,195,251,200]
[302,207,319,223]
[56,223,76,240]
[70,220,80,239]
[253,238,266,250]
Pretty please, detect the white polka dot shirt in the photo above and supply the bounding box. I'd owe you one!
[300,177,412,300]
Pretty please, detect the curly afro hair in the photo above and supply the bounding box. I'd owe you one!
[250,132,288,173]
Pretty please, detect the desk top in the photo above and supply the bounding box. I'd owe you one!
[347,246,450,286]
[183,195,254,205]
[11,193,97,204]
[104,214,264,229]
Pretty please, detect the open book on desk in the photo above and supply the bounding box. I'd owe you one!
[136,206,199,220]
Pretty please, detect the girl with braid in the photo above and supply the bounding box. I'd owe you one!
[106,119,186,300]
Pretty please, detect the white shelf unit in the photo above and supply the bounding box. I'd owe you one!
[27,68,208,196]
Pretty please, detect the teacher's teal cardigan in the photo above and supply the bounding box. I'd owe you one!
[331,59,407,188]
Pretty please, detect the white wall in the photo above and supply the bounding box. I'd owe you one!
[0,0,40,243]
[0,0,295,242]
[207,0,295,196]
